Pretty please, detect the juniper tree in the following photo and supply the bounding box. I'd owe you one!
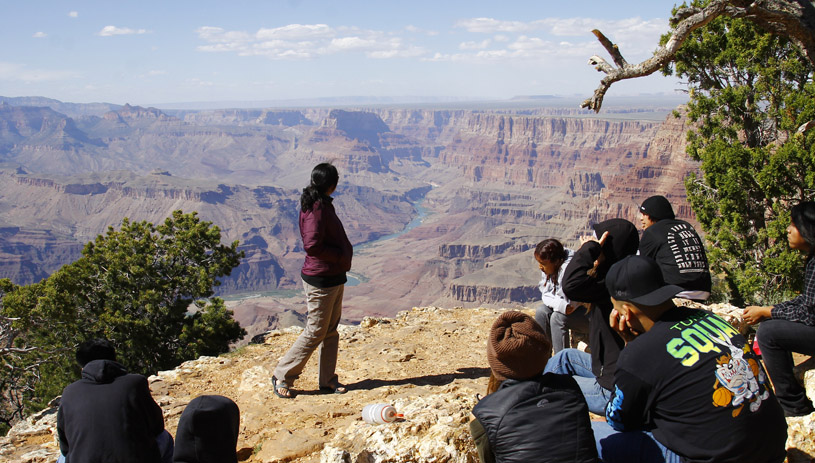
[582,0,815,111]
[663,11,815,304]
[0,210,246,423]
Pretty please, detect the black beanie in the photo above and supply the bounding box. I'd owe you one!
[639,195,675,221]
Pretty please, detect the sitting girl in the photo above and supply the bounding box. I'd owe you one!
[533,238,590,354]
[744,201,815,416]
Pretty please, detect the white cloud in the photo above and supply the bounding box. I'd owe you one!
[256,24,332,40]
[98,26,151,37]
[33,32,48,38]
[0,62,79,82]
[68,11,78,18]
[441,16,668,65]
[459,40,491,50]
[328,36,378,51]
[147,70,166,76]
[197,23,427,60]
[455,18,534,33]
[455,16,667,45]
[186,77,214,87]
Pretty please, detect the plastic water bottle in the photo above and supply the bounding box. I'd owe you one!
[361,403,402,424]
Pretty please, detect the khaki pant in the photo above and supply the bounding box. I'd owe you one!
[273,280,343,388]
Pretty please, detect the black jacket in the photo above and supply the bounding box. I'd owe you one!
[174,395,240,463]
[562,218,639,390]
[57,359,164,463]
[470,374,599,463]
[639,218,711,294]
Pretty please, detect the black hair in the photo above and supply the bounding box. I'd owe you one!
[535,238,569,286]
[76,338,117,367]
[300,163,339,213]
[791,201,815,258]
[534,238,569,263]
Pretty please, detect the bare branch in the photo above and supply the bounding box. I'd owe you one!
[583,0,815,112]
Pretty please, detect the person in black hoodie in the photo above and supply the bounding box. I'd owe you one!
[469,311,598,463]
[543,218,639,414]
[637,195,711,301]
[57,339,172,463]
[174,395,240,463]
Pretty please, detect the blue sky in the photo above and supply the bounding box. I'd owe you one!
[1,1,686,106]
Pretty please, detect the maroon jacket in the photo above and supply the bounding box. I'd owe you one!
[300,196,352,279]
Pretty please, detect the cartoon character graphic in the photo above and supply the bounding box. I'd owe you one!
[709,331,769,417]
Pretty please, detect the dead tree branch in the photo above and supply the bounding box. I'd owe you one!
[583,0,815,112]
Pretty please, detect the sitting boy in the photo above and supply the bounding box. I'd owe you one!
[637,195,711,301]
[593,255,787,463]
[57,339,172,463]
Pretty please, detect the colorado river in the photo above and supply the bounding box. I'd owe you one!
[346,199,431,286]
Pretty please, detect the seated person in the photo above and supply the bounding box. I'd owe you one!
[594,255,787,463]
[638,195,711,301]
[533,238,590,354]
[470,311,598,463]
[744,201,815,416]
[544,218,639,415]
[174,395,241,463]
[57,339,173,463]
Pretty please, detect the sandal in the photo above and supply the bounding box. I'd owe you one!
[273,377,293,399]
[319,384,348,395]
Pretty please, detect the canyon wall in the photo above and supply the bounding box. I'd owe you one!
[0,99,699,328]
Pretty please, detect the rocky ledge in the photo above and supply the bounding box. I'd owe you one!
[2,304,814,463]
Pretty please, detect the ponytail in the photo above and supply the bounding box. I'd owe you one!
[300,163,339,212]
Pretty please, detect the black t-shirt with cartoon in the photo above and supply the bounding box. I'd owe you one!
[605,307,787,463]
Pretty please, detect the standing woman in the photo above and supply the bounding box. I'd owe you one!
[744,201,815,416]
[273,162,352,398]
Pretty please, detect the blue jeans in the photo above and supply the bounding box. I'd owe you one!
[543,348,611,415]
[591,421,681,463]
[757,319,815,416]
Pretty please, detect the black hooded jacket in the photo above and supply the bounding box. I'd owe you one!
[173,395,240,463]
[57,359,164,463]
[562,218,639,390]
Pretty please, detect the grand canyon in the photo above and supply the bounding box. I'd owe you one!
[0,96,699,338]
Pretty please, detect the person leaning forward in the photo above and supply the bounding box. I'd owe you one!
[592,255,787,463]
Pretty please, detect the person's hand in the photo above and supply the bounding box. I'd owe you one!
[609,308,640,343]
[743,306,772,325]
[579,231,609,247]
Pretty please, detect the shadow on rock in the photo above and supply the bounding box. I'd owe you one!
[344,367,490,391]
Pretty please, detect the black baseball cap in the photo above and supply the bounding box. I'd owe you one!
[605,255,683,306]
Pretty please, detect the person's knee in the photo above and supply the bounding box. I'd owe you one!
[551,311,568,328]
[756,320,783,349]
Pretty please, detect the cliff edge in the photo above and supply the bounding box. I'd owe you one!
[2,305,814,463]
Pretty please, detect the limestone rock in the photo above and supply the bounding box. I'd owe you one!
[239,366,273,392]
[786,413,815,462]
[321,390,479,463]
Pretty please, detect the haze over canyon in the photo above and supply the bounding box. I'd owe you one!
[0,95,698,338]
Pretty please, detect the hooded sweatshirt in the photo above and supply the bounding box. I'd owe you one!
[173,395,240,463]
[57,359,164,463]
[562,218,639,390]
